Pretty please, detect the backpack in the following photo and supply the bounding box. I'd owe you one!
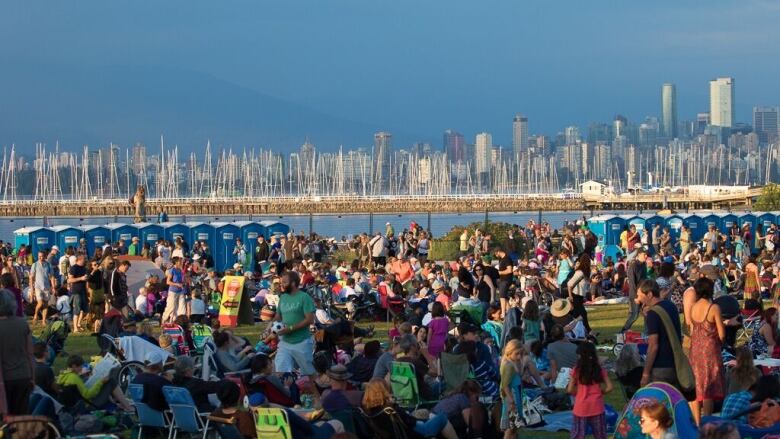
[248,378,295,407]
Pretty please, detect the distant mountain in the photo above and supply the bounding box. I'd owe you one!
[0,63,403,153]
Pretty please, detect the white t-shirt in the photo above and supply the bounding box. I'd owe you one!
[135,294,148,315]
[57,295,72,316]
[341,286,356,298]
[190,298,206,315]
[315,308,333,325]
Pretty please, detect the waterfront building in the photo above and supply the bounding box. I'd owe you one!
[753,106,780,145]
[512,114,529,159]
[661,83,678,138]
[710,77,735,128]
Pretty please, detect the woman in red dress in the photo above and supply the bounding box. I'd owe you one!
[689,277,726,425]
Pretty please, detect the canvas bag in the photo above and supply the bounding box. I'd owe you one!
[650,304,695,392]
[520,392,546,427]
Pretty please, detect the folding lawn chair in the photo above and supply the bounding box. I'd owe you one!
[127,383,171,439]
[736,309,762,343]
[360,407,412,439]
[389,361,436,410]
[161,386,212,439]
[251,407,292,439]
[439,352,470,393]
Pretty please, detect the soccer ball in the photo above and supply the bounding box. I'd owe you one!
[270,321,286,334]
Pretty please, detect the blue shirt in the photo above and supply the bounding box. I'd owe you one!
[721,391,751,422]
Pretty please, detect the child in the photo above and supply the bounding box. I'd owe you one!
[566,342,613,439]
[522,300,544,346]
[500,339,524,439]
[190,290,206,323]
[211,380,257,438]
[388,314,405,339]
[55,288,72,325]
[135,287,149,317]
[159,334,175,355]
[427,302,449,358]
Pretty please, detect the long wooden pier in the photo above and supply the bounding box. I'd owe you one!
[0,189,761,217]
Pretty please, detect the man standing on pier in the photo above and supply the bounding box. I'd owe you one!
[30,250,56,325]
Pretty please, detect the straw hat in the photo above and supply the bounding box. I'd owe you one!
[550,299,573,317]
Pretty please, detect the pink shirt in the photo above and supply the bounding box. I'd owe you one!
[427,317,449,358]
[572,368,608,417]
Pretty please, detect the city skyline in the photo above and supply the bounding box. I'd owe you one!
[2,2,780,151]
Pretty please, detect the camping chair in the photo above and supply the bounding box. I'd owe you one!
[161,386,212,439]
[439,352,470,393]
[203,342,250,379]
[0,415,60,439]
[736,309,762,343]
[128,383,171,439]
[389,361,435,410]
[162,323,191,356]
[251,407,292,439]
[191,323,214,355]
[327,408,358,435]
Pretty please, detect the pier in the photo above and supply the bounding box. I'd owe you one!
[0,189,763,217]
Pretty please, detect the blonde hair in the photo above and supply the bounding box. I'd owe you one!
[502,339,525,363]
[159,334,172,348]
[362,378,392,410]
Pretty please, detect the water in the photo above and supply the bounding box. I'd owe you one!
[0,210,606,241]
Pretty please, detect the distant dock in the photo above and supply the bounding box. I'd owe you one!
[0,190,760,217]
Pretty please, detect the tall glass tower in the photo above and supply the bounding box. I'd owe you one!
[661,83,677,138]
[709,77,735,128]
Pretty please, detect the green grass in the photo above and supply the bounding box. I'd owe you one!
[44,303,642,439]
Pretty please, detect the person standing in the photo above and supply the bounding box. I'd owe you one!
[274,271,316,377]
[254,235,270,269]
[567,342,613,439]
[460,229,469,257]
[620,249,647,332]
[495,247,513,318]
[30,251,56,325]
[108,260,132,316]
[162,257,186,323]
[68,254,89,333]
[0,289,35,415]
[688,277,725,425]
[369,233,387,268]
[651,223,662,255]
[636,279,683,390]
[679,225,691,260]
[567,254,592,335]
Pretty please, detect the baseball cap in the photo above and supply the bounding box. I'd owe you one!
[51,245,59,251]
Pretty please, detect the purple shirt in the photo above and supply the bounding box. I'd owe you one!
[427,317,449,358]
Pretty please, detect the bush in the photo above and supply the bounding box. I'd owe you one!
[430,221,516,261]
[755,183,780,211]
[329,247,358,264]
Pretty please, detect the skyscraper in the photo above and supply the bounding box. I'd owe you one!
[373,131,392,191]
[661,83,678,138]
[709,77,735,128]
[564,126,580,145]
[512,114,529,159]
[474,132,492,175]
[443,129,465,162]
[753,106,780,145]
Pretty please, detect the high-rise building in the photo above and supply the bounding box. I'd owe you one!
[474,132,492,175]
[753,106,780,145]
[696,112,711,135]
[661,83,678,138]
[443,130,465,162]
[614,115,628,140]
[564,126,580,145]
[512,114,529,159]
[710,77,735,128]
[373,131,392,191]
[587,123,612,144]
[131,144,146,175]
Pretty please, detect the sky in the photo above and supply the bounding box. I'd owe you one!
[1,1,779,151]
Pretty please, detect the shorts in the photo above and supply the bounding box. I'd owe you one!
[111,294,128,310]
[498,280,511,300]
[275,338,315,375]
[71,292,88,314]
[34,287,51,302]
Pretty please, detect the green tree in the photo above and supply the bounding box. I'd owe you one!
[754,183,780,211]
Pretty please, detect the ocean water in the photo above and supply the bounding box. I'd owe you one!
[0,210,607,241]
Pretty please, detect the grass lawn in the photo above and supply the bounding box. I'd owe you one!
[43,303,642,439]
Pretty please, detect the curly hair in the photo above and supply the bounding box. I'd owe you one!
[362,378,392,410]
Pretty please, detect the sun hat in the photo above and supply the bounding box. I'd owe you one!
[325,364,353,382]
[550,299,573,317]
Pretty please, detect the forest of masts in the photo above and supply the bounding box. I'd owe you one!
[0,138,776,202]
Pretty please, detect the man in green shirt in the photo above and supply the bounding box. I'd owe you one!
[274,271,316,376]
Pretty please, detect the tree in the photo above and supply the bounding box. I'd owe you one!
[754,183,780,211]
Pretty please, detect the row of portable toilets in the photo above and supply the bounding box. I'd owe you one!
[588,212,780,262]
[14,221,290,273]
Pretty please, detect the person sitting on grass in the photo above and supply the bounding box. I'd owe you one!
[56,354,133,412]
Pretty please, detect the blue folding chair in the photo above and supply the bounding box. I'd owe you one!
[127,383,171,439]
[162,385,212,439]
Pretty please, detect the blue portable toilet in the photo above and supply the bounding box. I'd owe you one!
[259,221,291,239]
[643,215,665,237]
[664,215,684,241]
[605,215,627,246]
[79,225,111,257]
[235,221,267,269]
[716,213,739,235]
[14,226,56,257]
[161,222,190,244]
[588,216,622,261]
[188,222,215,248]
[758,212,777,230]
[106,223,138,247]
[136,223,164,247]
[700,214,720,233]
[49,225,83,253]
[681,214,706,242]
[739,213,759,233]
[212,222,241,272]
[624,215,649,233]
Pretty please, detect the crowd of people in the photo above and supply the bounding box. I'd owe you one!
[0,215,779,439]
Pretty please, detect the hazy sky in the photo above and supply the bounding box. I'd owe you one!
[2,0,779,149]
